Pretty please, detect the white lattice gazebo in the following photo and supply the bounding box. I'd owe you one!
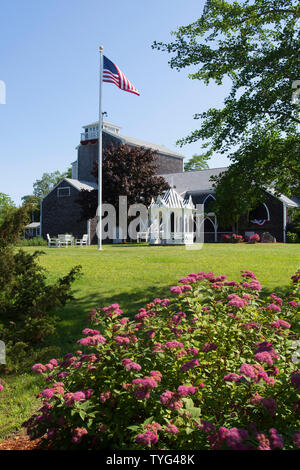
[148,188,196,245]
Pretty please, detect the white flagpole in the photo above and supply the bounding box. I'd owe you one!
[97,45,104,250]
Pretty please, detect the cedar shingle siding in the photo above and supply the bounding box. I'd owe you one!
[77,133,183,183]
[41,181,87,239]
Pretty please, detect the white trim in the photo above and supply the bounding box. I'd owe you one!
[283,203,287,243]
[87,219,91,245]
[57,186,71,198]
[202,193,216,206]
[263,203,270,221]
[42,178,97,201]
[203,193,216,205]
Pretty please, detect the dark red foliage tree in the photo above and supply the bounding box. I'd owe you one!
[76,143,169,220]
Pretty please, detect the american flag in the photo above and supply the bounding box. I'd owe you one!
[103,56,140,96]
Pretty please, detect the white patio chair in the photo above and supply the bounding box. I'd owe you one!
[47,233,60,248]
[75,234,88,247]
[58,234,73,247]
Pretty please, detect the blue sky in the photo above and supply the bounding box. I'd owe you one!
[0,0,231,204]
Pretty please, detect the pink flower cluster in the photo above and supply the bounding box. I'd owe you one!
[32,363,47,374]
[165,424,179,434]
[242,280,262,291]
[64,391,87,407]
[240,361,276,386]
[136,430,158,447]
[208,426,250,450]
[72,427,88,444]
[202,342,217,353]
[170,286,183,295]
[82,328,100,336]
[165,340,184,349]
[132,371,161,400]
[177,385,197,397]
[270,319,291,329]
[171,311,186,325]
[99,390,112,403]
[256,428,284,450]
[124,360,142,371]
[102,303,123,317]
[181,358,200,371]
[114,335,130,345]
[241,270,257,280]
[254,341,278,366]
[227,294,247,309]
[266,303,281,312]
[224,373,242,383]
[249,233,260,242]
[77,334,106,346]
[160,390,183,410]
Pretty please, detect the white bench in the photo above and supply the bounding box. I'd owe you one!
[57,234,74,247]
[75,234,88,247]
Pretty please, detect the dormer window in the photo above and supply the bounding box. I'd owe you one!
[57,187,70,197]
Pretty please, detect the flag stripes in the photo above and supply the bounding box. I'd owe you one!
[103,56,140,96]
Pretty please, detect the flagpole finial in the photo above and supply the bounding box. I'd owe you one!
[99,45,103,51]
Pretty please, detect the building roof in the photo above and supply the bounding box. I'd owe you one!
[150,188,194,209]
[115,132,186,159]
[64,178,97,191]
[42,178,97,200]
[266,188,300,208]
[82,121,185,159]
[82,120,121,132]
[161,169,300,209]
[161,167,228,195]
[25,222,40,229]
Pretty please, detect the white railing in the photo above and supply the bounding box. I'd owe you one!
[80,131,99,141]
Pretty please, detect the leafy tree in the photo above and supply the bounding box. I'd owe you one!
[77,143,169,220]
[184,154,210,171]
[153,0,300,213]
[21,195,41,222]
[33,170,71,198]
[0,206,81,372]
[0,193,15,224]
[212,124,300,227]
[286,207,300,237]
[65,167,72,178]
[211,165,265,231]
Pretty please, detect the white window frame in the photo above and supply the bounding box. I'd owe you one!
[57,187,71,198]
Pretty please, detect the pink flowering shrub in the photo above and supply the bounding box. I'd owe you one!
[23,269,300,450]
[231,234,244,243]
[221,234,244,243]
[221,234,231,243]
[249,233,260,243]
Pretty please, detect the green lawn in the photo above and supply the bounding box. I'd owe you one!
[0,243,299,440]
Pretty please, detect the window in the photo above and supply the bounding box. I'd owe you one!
[57,187,70,197]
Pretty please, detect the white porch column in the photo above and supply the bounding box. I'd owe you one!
[214,215,218,243]
[283,203,287,243]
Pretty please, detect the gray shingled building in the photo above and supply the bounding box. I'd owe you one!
[41,121,299,244]
[41,121,185,243]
